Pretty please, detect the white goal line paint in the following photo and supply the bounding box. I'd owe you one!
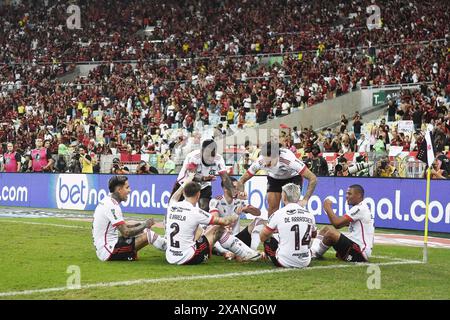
[0,259,423,298]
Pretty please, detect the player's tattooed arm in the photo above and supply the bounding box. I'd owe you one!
[220,172,234,194]
[241,205,261,216]
[236,170,253,192]
[193,174,203,182]
[117,219,155,238]
[211,214,238,226]
[259,225,273,243]
[194,173,216,182]
[301,167,317,202]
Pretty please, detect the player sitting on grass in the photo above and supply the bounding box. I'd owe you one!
[92,176,166,261]
[260,183,317,268]
[310,185,374,262]
[165,174,261,265]
[209,177,266,260]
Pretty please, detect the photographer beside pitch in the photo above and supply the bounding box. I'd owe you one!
[311,185,374,262]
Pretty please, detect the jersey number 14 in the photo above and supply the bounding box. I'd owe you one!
[291,225,312,250]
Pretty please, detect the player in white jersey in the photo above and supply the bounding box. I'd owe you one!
[166,174,261,265]
[208,177,265,259]
[236,141,317,217]
[92,176,166,261]
[260,183,317,268]
[171,139,235,212]
[310,184,375,262]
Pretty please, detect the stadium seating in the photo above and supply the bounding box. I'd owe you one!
[0,0,448,175]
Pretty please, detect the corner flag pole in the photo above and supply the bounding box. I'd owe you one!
[422,126,435,264]
[423,167,431,263]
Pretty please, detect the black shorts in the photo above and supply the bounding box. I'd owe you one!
[108,237,137,261]
[267,175,303,193]
[183,235,212,265]
[170,183,212,201]
[263,237,283,267]
[236,226,252,247]
[333,234,367,262]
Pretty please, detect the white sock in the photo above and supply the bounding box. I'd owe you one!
[311,235,329,257]
[146,229,167,251]
[214,242,231,255]
[250,218,266,250]
[219,232,256,258]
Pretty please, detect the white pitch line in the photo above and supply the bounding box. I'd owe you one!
[371,255,419,263]
[0,220,88,229]
[0,259,423,298]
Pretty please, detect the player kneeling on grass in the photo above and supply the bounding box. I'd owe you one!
[165,174,261,265]
[209,177,266,260]
[260,183,317,268]
[92,176,166,261]
[310,185,374,262]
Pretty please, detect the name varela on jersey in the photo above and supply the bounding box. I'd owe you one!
[165,200,214,264]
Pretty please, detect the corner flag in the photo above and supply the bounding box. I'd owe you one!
[417,128,435,167]
[417,126,435,263]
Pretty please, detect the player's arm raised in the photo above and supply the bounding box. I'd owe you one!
[170,172,196,203]
[323,198,350,229]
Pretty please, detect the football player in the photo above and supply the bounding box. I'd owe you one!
[260,183,317,268]
[236,141,317,217]
[171,139,235,212]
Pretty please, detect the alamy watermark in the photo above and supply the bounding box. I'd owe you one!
[66,5,82,30]
[66,265,81,290]
[366,1,382,30]
[366,265,381,289]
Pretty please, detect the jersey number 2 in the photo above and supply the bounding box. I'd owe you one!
[170,222,180,248]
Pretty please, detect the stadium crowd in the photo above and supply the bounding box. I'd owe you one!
[0,0,449,176]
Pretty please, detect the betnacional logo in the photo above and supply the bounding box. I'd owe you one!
[55,174,90,210]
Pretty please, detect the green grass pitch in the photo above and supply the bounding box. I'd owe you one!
[0,214,449,300]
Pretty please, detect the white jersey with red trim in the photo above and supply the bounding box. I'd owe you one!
[92,196,125,261]
[209,196,247,235]
[165,200,214,264]
[176,149,227,189]
[248,148,307,180]
[266,203,317,268]
[344,201,375,258]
